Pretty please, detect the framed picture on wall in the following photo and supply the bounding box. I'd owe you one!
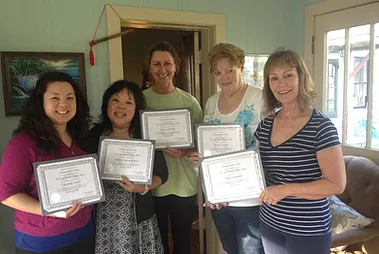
[242,54,269,88]
[1,52,86,116]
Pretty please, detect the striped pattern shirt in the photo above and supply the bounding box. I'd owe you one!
[254,109,340,236]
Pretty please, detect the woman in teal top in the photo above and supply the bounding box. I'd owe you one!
[143,41,203,254]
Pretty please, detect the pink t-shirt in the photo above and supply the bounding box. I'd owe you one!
[0,133,93,237]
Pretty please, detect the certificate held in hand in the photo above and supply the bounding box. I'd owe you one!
[98,137,155,184]
[33,154,105,216]
[140,108,194,149]
[196,123,245,157]
[200,149,266,206]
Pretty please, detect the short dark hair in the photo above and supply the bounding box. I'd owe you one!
[97,80,145,138]
[13,71,91,154]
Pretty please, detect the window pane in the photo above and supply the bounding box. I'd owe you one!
[372,23,379,149]
[346,25,370,148]
[243,55,268,87]
[326,30,345,137]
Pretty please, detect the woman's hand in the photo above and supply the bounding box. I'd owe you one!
[49,200,82,218]
[116,176,146,193]
[259,185,287,205]
[1,193,83,217]
[164,147,187,158]
[189,152,201,167]
[203,202,228,210]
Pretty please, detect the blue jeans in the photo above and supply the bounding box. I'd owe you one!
[211,206,263,254]
[260,220,331,254]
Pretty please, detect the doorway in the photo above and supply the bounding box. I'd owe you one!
[105,5,226,254]
[121,27,198,99]
[122,27,203,254]
[105,5,226,109]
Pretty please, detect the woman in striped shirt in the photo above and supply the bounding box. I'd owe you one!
[254,49,346,254]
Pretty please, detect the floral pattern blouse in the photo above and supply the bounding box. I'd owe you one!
[203,85,263,149]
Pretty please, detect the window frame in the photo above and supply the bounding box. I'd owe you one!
[304,0,379,165]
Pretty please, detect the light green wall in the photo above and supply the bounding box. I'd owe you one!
[0,0,323,252]
[0,0,324,157]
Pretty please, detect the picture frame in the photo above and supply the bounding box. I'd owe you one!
[242,54,269,88]
[1,52,86,116]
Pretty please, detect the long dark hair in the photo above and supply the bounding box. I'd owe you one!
[13,71,91,154]
[96,80,145,138]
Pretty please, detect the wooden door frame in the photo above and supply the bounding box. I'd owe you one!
[106,5,226,108]
[106,5,226,254]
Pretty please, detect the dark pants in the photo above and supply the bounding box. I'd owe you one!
[153,194,197,254]
[15,234,94,254]
[260,220,331,254]
[211,206,264,254]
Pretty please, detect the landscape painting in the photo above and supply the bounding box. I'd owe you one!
[1,52,86,116]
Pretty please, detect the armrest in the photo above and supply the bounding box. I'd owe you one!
[331,228,379,247]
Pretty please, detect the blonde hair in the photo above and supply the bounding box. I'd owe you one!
[208,43,245,73]
[262,48,316,115]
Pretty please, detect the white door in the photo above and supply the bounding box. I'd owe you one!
[313,2,379,153]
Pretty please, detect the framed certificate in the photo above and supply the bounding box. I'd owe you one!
[33,154,105,216]
[140,108,194,149]
[196,123,245,157]
[200,148,266,206]
[98,137,155,183]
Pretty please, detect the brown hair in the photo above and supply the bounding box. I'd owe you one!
[143,41,181,76]
[208,43,245,73]
[262,48,316,115]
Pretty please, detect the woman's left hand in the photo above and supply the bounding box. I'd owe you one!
[259,185,287,205]
[164,147,187,158]
[116,176,145,193]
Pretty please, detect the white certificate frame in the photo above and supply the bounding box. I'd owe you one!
[98,137,155,183]
[140,108,194,149]
[196,123,245,157]
[200,148,266,206]
[33,154,105,216]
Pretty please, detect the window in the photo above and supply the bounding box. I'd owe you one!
[313,2,379,150]
[352,56,368,109]
[326,59,339,117]
[242,55,268,87]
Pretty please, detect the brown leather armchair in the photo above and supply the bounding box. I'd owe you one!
[331,156,379,254]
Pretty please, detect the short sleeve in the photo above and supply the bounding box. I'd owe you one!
[203,98,211,120]
[191,97,203,125]
[254,120,263,141]
[0,136,34,201]
[315,119,341,152]
[257,94,265,121]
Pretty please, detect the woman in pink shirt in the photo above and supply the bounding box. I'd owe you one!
[0,72,94,254]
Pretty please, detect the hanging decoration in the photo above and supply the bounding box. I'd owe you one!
[89,4,133,66]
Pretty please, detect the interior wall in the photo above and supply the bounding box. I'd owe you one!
[0,0,324,253]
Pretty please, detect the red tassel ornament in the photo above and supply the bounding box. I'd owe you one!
[89,40,96,66]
